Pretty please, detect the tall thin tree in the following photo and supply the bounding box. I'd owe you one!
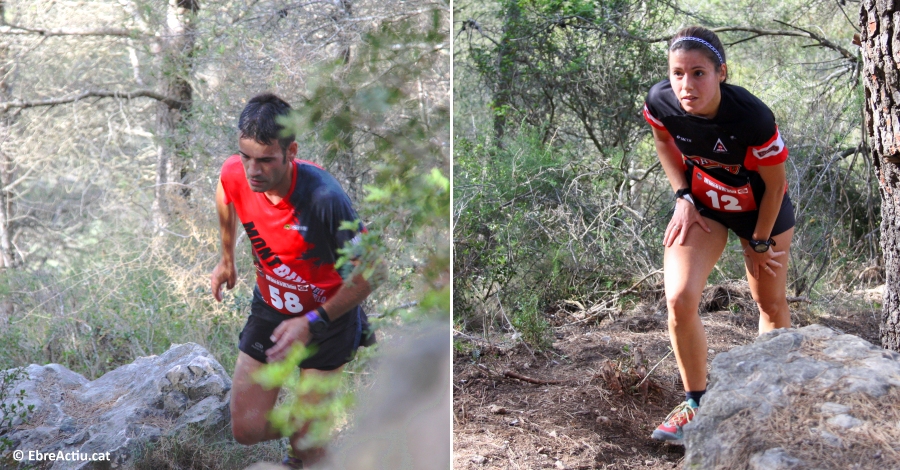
[860,0,900,350]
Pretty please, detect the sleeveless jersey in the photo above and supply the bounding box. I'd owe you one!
[643,80,788,203]
[220,155,365,316]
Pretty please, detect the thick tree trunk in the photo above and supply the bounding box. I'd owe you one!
[151,0,197,231]
[0,1,17,269]
[860,0,900,351]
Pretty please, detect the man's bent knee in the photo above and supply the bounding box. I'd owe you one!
[232,422,267,446]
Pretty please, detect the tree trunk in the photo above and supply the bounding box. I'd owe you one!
[860,0,900,351]
[492,0,521,144]
[151,0,198,231]
[326,0,362,199]
[0,1,18,269]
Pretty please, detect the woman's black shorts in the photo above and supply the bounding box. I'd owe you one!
[238,298,376,371]
[693,192,795,241]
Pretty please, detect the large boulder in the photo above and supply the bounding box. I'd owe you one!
[683,324,900,469]
[2,343,231,469]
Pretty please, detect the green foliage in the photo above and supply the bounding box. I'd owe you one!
[510,292,552,350]
[454,124,665,346]
[0,367,33,464]
[252,344,352,450]
[463,0,668,152]
[284,9,450,321]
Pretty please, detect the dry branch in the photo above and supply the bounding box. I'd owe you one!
[503,370,562,385]
[0,25,141,37]
[0,90,185,112]
[630,24,857,63]
[476,363,563,385]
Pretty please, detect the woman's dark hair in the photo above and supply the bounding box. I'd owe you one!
[669,26,727,79]
[238,93,295,155]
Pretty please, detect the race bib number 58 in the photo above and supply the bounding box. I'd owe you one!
[691,166,757,212]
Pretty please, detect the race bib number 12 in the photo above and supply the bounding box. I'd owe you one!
[691,166,757,212]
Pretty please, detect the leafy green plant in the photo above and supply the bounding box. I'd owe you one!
[252,344,352,450]
[511,292,552,350]
[0,367,33,463]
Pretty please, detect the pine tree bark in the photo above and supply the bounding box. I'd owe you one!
[860,0,900,351]
[151,0,198,231]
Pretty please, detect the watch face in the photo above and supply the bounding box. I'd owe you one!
[309,319,328,337]
[752,242,769,253]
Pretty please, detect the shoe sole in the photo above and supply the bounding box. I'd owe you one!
[650,429,683,444]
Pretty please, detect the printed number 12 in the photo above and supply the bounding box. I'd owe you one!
[705,190,742,211]
[268,285,304,313]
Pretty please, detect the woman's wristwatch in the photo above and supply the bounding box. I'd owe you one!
[674,188,695,206]
[749,237,776,253]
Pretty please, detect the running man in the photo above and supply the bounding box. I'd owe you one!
[643,26,794,442]
[211,93,377,468]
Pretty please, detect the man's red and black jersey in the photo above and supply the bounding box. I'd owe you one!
[220,155,366,316]
[643,80,788,189]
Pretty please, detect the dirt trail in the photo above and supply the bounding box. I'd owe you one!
[453,284,881,469]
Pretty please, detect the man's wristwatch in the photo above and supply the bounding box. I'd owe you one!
[749,237,776,253]
[305,306,331,337]
[675,188,695,206]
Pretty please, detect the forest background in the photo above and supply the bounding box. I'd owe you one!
[0,0,450,467]
[453,0,878,350]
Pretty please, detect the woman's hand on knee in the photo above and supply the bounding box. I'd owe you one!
[664,198,711,247]
[743,247,785,280]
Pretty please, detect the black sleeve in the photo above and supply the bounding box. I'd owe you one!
[311,185,365,271]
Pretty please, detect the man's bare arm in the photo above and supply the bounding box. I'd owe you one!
[211,180,238,302]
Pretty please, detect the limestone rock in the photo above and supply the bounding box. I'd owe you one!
[2,343,231,469]
[683,324,900,469]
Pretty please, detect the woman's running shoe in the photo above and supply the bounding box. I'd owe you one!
[651,398,699,442]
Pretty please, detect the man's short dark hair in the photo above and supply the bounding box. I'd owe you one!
[238,93,295,154]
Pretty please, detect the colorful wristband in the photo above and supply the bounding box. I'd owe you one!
[305,310,321,323]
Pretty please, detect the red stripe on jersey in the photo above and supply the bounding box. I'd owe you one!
[643,103,666,130]
[743,125,788,171]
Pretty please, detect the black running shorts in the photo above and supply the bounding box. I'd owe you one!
[693,192,795,241]
[238,299,375,371]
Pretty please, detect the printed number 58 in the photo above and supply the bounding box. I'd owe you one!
[706,190,742,211]
[268,286,304,313]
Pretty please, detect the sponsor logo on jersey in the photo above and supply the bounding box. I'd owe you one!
[676,135,692,143]
[713,138,728,153]
[752,131,786,160]
[688,157,741,175]
[283,224,308,231]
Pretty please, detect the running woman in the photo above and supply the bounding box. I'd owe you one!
[642,26,794,442]
[211,93,377,468]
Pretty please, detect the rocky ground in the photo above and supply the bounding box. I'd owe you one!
[452,282,882,470]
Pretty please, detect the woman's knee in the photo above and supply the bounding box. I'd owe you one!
[755,296,788,318]
[666,290,700,323]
